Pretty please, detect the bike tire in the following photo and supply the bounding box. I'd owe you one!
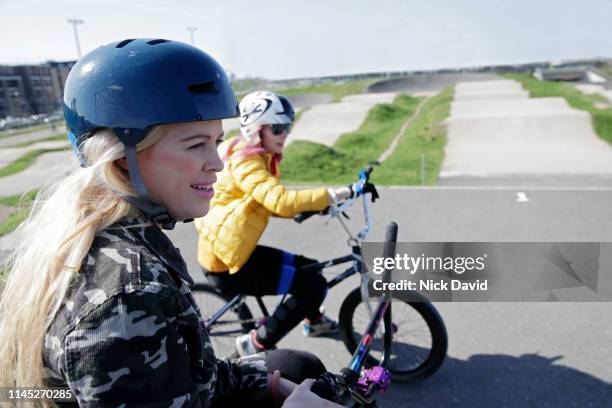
[339,287,447,383]
[190,283,256,357]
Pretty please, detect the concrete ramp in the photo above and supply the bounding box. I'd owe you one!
[287,94,334,109]
[451,98,571,118]
[454,79,529,101]
[290,92,396,147]
[441,80,612,180]
[455,79,524,93]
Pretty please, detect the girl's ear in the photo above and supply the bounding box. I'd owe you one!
[116,158,128,170]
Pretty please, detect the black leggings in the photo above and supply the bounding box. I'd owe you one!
[205,245,328,349]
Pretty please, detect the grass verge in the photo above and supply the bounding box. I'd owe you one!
[0,190,38,237]
[503,73,612,145]
[0,148,69,178]
[373,87,453,185]
[281,94,422,184]
[276,78,380,103]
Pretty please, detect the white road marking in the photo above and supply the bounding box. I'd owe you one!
[516,191,530,202]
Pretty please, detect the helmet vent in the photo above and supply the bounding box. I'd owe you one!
[188,81,217,93]
[147,39,170,45]
[116,39,136,48]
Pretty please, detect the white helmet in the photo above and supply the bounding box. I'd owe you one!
[239,91,295,142]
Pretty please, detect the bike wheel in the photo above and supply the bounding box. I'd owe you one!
[339,287,447,383]
[190,283,256,358]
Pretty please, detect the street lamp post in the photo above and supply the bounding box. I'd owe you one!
[187,26,197,45]
[67,18,84,58]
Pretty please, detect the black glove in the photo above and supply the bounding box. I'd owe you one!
[310,372,343,403]
[363,182,379,202]
[349,182,379,202]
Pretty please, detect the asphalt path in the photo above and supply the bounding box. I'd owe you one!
[0,125,66,148]
[0,140,70,166]
[0,204,10,223]
[0,150,75,196]
[165,186,612,407]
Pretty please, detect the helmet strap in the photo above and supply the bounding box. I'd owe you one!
[122,145,178,230]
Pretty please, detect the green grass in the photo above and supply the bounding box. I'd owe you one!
[0,190,38,207]
[0,147,69,178]
[276,78,380,103]
[373,87,454,185]
[0,266,7,284]
[5,133,66,148]
[232,78,267,92]
[281,94,422,184]
[0,190,38,237]
[503,73,612,145]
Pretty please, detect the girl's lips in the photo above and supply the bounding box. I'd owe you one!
[191,187,214,198]
[191,184,214,198]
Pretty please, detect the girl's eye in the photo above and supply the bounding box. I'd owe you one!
[216,139,224,147]
[188,143,204,150]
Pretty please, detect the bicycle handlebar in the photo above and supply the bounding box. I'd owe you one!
[310,374,338,402]
[294,165,376,224]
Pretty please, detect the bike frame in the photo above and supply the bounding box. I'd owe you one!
[338,223,396,405]
[204,249,361,328]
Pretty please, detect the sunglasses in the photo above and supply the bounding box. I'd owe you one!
[270,123,292,136]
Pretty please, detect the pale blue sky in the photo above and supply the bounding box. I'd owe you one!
[1,0,611,79]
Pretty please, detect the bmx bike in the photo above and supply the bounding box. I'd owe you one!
[191,166,447,383]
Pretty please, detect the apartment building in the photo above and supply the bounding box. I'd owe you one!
[0,61,76,118]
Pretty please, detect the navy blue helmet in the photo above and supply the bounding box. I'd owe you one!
[63,38,238,160]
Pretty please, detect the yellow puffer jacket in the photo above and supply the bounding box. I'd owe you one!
[195,145,329,274]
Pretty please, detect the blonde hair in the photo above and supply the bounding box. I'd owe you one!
[0,126,167,395]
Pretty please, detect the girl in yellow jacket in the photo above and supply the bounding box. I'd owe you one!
[195,91,353,356]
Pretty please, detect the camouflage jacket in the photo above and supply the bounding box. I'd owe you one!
[43,215,269,407]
